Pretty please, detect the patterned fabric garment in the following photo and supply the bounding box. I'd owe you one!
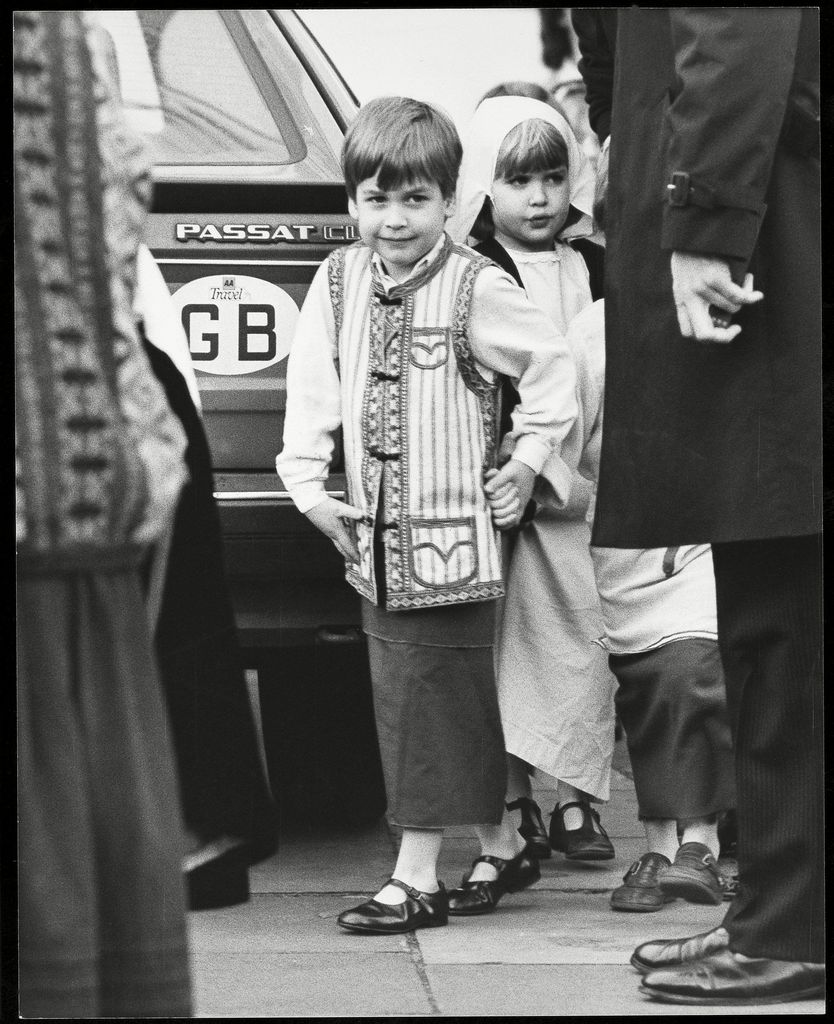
[328,238,504,610]
[14,10,186,568]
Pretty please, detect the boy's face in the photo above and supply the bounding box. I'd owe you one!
[349,174,454,281]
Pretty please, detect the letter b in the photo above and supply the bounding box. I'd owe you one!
[239,304,276,361]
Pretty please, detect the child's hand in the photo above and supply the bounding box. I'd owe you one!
[484,468,519,530]
[305,496,363,562]
[484,460,535,530]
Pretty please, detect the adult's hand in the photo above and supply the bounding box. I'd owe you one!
[671,252,763,343]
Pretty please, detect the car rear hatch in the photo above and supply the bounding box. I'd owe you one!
[98,9,362,648]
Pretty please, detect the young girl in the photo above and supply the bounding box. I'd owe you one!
[445,96,618,914]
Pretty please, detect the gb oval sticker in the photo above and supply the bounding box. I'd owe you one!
[172,274,299,375]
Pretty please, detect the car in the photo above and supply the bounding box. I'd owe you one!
[97,9,386,824]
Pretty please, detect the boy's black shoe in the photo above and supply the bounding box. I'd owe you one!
[337,879,448,933]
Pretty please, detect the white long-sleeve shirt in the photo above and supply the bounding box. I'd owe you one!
[276,236,578,514]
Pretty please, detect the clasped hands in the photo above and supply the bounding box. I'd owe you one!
[484,457,535,531]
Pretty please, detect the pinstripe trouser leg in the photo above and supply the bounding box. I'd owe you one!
[712,535,824,963]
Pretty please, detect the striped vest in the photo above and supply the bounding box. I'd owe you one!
[328,235,504,610]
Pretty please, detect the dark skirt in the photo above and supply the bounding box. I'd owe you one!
[610,637,736,820]
[362,598,507,828]
[17,566,192,1018]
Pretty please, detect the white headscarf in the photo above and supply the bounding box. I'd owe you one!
[450,95,596,246]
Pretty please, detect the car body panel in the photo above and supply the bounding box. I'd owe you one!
[98,8,363,648]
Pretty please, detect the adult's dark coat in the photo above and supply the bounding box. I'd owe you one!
[572,8,821,548]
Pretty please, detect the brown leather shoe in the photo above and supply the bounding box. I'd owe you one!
[658,842,728,904]
[610,852,673,912]
[337,878,448,933]
[631,926,730,974]
[448,850,540,915]
[640,949,825,1005]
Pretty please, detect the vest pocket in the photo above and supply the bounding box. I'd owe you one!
[410,516,478,588]
[410,328,450,369]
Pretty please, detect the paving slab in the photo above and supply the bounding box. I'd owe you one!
[189,754,820,1018]
[189,894,407,953]
[415,890,728,965]
[190,951,432,1018]
[424,963,825,1017]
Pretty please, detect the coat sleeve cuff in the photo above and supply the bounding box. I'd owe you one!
[661,204,762,263]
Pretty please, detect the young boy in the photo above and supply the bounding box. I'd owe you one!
[276,96,579,934]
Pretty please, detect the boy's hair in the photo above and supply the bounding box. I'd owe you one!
[342,96,462,200]
[471,118,572,241]
[593,139,609,231]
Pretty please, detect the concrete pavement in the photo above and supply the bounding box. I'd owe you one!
[188,744,824,1017]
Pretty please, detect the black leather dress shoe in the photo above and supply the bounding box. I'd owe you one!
[640,949,825,1005]
[337,878,448,934]
[549,800,615,861]
[506,797,551,859]
[448,850,540,915]
[631,926,730,974]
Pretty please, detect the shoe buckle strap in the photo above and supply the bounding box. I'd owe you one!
[475,854,505,869]
[386,877,437,906]
[623,860,640,881]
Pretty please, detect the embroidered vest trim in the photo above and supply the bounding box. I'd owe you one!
[329,239,504,610]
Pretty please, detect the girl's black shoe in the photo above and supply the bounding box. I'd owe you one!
[506,796,551,859]
[447,850,541,915]
[549,800,615,861]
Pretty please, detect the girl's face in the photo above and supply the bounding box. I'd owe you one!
[490,165,571,253]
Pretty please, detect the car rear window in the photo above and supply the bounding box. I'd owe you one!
[93,9,304,167]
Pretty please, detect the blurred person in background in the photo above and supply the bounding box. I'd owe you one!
[539,8,600,169]
[134,245,278,911]
[573,6,823,1005]
[15,11,191,1017]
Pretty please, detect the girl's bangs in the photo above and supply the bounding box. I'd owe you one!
[495,119,569,179]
